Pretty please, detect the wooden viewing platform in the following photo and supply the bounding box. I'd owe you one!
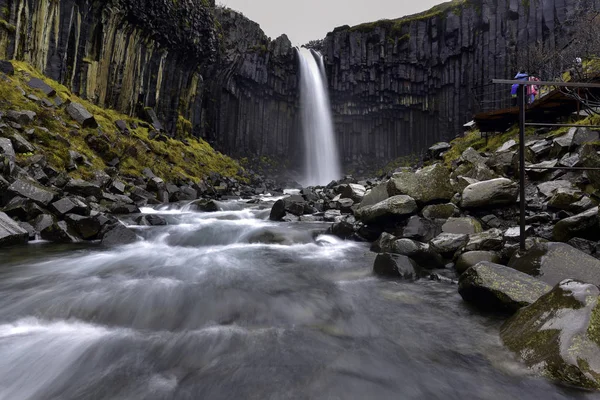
[473,83,600,133]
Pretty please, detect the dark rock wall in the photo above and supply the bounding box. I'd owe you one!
[322,0,600,165]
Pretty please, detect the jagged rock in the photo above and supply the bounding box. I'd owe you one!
[421,203,459,219]
[64,179,102,198]
[27,78,56,96]
[144,108,164,131]
[496,140,517,153]
[508,242,600,286]
[567,237,597,255]
[372,232,397,253]
[2,197,44,221]
[580,144,600,189]
[6,179,56,206]
[550,129,575,157]
[269,195,306,220]
[428,142,451,159]
[373,253,419,280]
[487,150,516,176]
[553,207,599,242]
[64,214,102,240]
[455,251,501,274]
[147,177,166,192]
[527,139,553,160]
[0,211,28,247]
[115,120,129,132]
[559,153,581,168]
[41,221,80,243]
[402,216,441,242]
[18,221,36,240]
[464,229,504,251]
[547,188,584,210]
[461,178,518,209]
[50,197,90,216]
[9,133,35,153]
[324,209,342,222]
[573,127,600,147]
[442,217,482,235]
[355,195,417,223]
[188,199,220,212]
[525,159,558,180]
[387,163,454,204]
[359,182,389,208]
[429,232,469,256]
[537,180,574,198]
[501,280,600,390]
[5,110,36,125]
[32,214,54,234]
[0,60,14,75]
[136,214,167,226]
[0,138,16,160]
[390,238,445,269]
[102,224,138,246]
[66,102,98,128]
[329,221,355,239]
[108,203,141,214]
[107,180,126,195]
[340,183,366,203]
[460,147,486,165]
[459,262,552,313]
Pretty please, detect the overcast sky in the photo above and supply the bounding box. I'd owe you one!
[217,0,447,45]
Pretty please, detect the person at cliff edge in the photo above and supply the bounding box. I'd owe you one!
[511,70,529,106]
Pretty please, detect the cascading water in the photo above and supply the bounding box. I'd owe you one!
[297,47,341,187]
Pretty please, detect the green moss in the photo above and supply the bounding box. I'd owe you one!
[0,18,15,33]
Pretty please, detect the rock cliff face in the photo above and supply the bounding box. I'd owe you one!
[322,0,600,165]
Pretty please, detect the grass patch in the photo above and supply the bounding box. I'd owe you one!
[1,61,245,183]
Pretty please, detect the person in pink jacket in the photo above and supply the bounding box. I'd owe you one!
[528,76,540,104]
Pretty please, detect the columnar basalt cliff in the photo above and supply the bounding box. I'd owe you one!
[322,0,600,165]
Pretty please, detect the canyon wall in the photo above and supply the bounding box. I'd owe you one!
[323,0,600,165]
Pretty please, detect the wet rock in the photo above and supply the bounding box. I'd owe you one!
[567,237,597,255]
[553,207,599,242]
[41,221,80,243]
[461,178,518,209]
[373,253,419,280]
[6,179,56,206]
[547,188,584,210]
[115,120,129,133]
[64,214,102,240]
[50,197,90,216]
[455,251,501,274]
[340,183,366,203]
[355,195,417,223]
[136,214,167,226]
[430,232,469,256]
[387,163,454,204]
[329,221,355,239]
[0,211,28,247]
[501,280,600,390]
[108,180,126,195]
[402,216,442,242]
[525,160,558,180]
[509,242,600,286]
[464,229,504,252]
[421,203,460,219]
[9,133,35,153]
[66,102,98,128]
[32,214,55,234]
[372,232,397,253]
[108,203,141,214]
[359,182,389,208]
[65,179,102,198]
[188,199,220,212]
[391,238,445,269]
[101,224,138,246]
[442,217,482,235]
[269,195,306,220]
[324,209,342,222]
[503,226,534,242]
[459,262,552,313]
[18,221,36,240]
[537,180,574,198]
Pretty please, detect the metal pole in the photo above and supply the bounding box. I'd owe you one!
[518,84,527,251]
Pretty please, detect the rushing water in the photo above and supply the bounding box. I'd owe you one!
[0,197,597,400]
[297,48,341,187]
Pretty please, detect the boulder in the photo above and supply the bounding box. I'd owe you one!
[66,102,98,128]
[5,110,36,125]
[461,178,518,208]
[64,214,102,240]
[27,78,56,96]
[0,60,14,75]
[525,159,558,180]
[32,214,55,234]
[108,180,126,195]
[387,163,454,204]
[269,195,306,220]
[372,232,397,253]
[428,142,451,159]
[508,242,600,287]
[324,209,342,222]
[373,253,419,280]
[108,203,140,214]
[459,262,552,313]
[501,280,600,390]
[64,179,102,198]
[6,179,56,206]
[421,203,460,219]
[455,251,501,274]
[41,221,80,243]
[547,188,584,210]
[136,214,167,226]
[537,180,574,198]
[496,139,517,153]
[359,182,389,208]
[390,238,445,269]
[553,207,599,242]
[464,229,504,252]
[581,144,600,189]
[402,216,442,242]
[50,197,90,216]
[10,133,35,153]
[101,224,138,246]
[0,138,15,160]
[354,195,417,223]
[340,183,366,203]
[144,108,164,132]
[0,212,28,247]
[430,232,469,256]
[442,217,482,235]
[329,221,355,239]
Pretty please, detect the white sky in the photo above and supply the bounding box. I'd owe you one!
[217,0,448,45]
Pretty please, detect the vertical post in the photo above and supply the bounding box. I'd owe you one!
[518,84,527,251]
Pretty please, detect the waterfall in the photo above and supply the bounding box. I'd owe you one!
[297,47,341,187]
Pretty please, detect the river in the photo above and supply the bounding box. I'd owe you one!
[0,196,596,399]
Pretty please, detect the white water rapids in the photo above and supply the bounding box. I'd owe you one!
[297,48,341,187]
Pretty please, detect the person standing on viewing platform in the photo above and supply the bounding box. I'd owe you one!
[511,70,529,106]
[528,75,540,104]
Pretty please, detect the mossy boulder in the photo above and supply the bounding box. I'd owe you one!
[501,280,600,390]
[461,178,518,209]
[459,262,552,313]
[508,242,600,287]
[387,163,454,204]
[355,195,417,223]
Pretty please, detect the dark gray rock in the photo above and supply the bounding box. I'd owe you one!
[101,224,138,246]
[355,195,417,223]
[41,221,80,243]
[0,138,16,160]
[0,60,14,75]
[66,102,98,128]
[428,142,451,159]
[340,183,366,203]
[464,229,504,252]
[27,78,57,97]
[33,214,55,234]
[50,197,90,216]
[390,238,445,269]
[373,253,419,280]
[64,179,102,198]
[461,178,518,209]
[5,110,36,125]
[108,203,141,214]
[269,195,307,220]
[421,203,459,219]
[459,261,552,313]
[455,251,501,274]
[6,179,56,206]
[402,216,441,242]
[136,214,167,226]
[359,182,389,208]
[508,242,600,287]
[442,217,482,235]
[10,133,35,153]
[553,207,599,242]
[430,232,469,256]
[64,214,102,240]
[144,108,164,132]
[0,212,28,247]
[108,180,126,195]
[387,163,454,204]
